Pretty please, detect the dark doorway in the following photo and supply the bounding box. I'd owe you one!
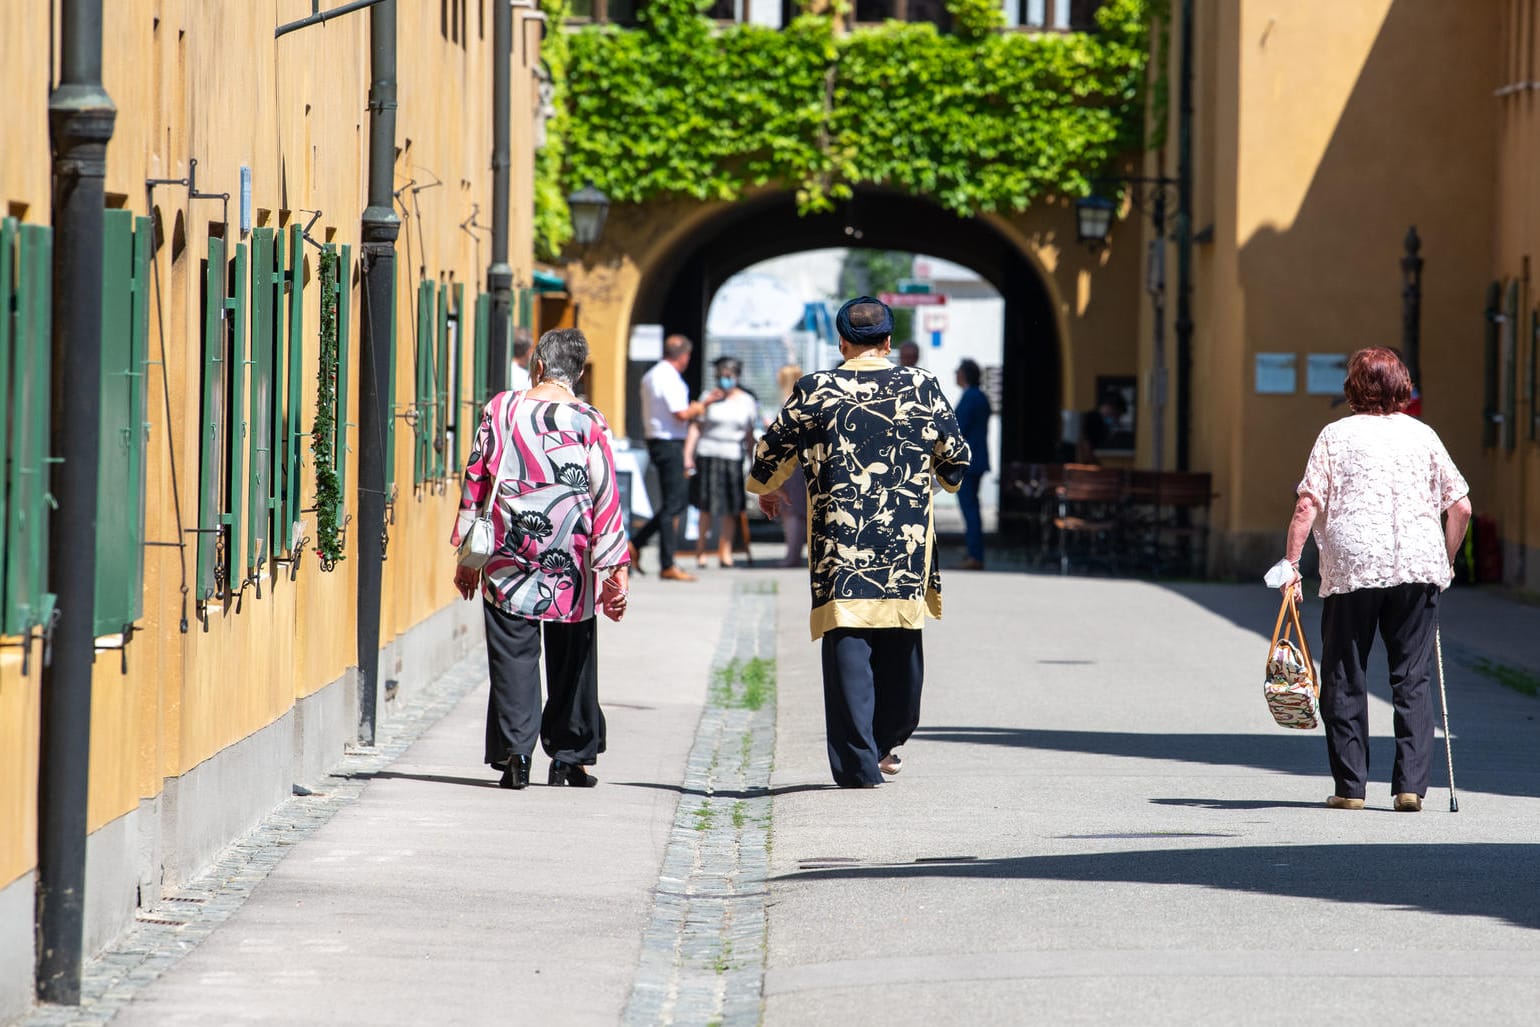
[628,188,1061,474]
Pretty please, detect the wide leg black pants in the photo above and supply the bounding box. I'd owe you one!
[483,602,605,767]
[820,627,924,787]
[1319,583,1440,800]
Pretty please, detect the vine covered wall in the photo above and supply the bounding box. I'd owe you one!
[534,0,1153,256]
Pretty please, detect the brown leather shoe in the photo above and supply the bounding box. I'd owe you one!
[1393,793,1423,812]
[627,541,645,574]
[658,565,697,582]
[1325,795,1365,810]
[958,558,985,571]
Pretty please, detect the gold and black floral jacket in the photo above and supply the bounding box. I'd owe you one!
[748,357,971,640]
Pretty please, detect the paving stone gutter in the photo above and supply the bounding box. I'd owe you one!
[623,580,778,1027]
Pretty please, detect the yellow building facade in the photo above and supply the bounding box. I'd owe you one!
[1,2,546,1015]
[1145,0,1517,578]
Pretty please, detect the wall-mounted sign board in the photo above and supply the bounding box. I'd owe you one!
[1255,353,1297,394]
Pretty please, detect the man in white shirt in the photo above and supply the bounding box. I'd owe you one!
[631,334,720,581]
[509,328,533,391]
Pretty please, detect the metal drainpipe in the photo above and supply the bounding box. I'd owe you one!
[487,0,514,395]
[37,0,116,1004]
[1174,0,1195,472]
[357,0,400,747]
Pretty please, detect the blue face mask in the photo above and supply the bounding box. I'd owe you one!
[718,376,736,391]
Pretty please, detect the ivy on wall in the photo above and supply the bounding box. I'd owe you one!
[534,0,1152,245]
[534,0,574,260]
[312,249,345,571]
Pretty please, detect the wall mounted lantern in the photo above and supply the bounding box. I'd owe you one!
[567,182,611,246]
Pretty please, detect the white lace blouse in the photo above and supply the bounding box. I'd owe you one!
[1296,413,1469,596]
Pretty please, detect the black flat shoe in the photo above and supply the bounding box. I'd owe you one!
[548,759,598,787]
[499,755,532,790]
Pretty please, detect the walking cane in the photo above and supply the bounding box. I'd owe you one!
[1434,626,1459,813]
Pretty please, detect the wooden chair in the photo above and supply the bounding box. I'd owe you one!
[1053,465,1126,575]
[1149,471,1214,578]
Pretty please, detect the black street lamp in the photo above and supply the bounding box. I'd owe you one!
[567,181,610,247]
[1076,177,1180,472]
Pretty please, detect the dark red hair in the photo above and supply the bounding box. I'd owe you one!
[1343,347,1412,415]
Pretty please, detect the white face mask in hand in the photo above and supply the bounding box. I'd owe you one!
[1263,558,1297,589]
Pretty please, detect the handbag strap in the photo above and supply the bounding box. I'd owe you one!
[480,390,522,518]
[1270,592,1318,697]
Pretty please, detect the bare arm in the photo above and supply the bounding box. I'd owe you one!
[1281,494,1319,599]
[1445,495,1473,566]
[683,419,701,474]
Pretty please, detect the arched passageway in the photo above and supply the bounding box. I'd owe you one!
[625,190,1063,469]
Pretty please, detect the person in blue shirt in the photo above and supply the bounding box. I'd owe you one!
[954,359,991,570]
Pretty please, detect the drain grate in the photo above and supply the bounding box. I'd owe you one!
[135,916,188,927]
[164,896,208,904]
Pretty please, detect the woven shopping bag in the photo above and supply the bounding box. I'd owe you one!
[1264,592,1320,729]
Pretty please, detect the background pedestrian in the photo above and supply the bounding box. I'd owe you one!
[684,356,758,568]
[954,358,990,570]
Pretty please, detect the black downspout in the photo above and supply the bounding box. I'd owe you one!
[487,0,513,395]
[1174,0,1195,471]
[357,0,400,747]
[38,0,115,1004]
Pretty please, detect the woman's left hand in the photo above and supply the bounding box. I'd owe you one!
[454,564,479,600]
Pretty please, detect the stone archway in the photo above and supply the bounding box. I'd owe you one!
[559,186,1142,478]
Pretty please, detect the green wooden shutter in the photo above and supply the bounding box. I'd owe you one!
[436,283,450,480]
[225,242,248,584]
[0,221,13,618]
[94,211,151,635]
[450,282,464,472]
[285,226,305,545]
[247,227,276,576]
[336,244,352,519]
[473,291,490,408]
[4,221,57,634]
[197,236,228,602]
[415,281,435,486]
[1531,311,1539,442]
[1483,282,1500,450]
[1504,281,1519,451]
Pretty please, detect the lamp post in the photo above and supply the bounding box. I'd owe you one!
[567,181,610,247]
[1076,177,1179,473]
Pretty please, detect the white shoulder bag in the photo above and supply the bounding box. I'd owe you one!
[456,394,518,571]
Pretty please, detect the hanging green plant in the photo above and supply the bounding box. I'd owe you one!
[555,0,1154,219]
[312,248,345,570]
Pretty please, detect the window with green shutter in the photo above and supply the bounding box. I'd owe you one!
[196,235,250,611]
[1531,311,1539,443]
[335,245,353,518]
[386,264,398,501]
[436,282,450,480]
[415,280,437,487]
[94,211,152,636]
[448,282,464,473]
[247,226,278,582]
[1,219,56,640]
[284,229,306,551]
[472,291,491,411]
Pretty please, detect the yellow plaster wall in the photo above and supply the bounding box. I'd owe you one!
[1179,0,1498,569]
[1,0,542,890]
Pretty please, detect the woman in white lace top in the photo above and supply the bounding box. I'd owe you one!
[1280,347,1471,814]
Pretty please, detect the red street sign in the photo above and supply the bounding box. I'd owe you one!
[878,292,947,307]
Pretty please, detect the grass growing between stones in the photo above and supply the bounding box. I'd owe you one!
[712,656,776,711]
[693,801,714,831]
[1474,657,1540,697]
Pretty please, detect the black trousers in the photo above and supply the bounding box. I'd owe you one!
[1319,583,1440,799]
[631,438,688,571]
[483,602,605,767]
[820,628,924,787]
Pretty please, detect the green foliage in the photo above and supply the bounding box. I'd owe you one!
[312,250,345,571]
[534,0,574,260]
[839,249,916,341]
[945,0,1004,41]
[555,0,1154,222]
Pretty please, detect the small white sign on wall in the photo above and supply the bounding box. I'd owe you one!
[1306,353,1349,395]
[628,323,664,363]
[1255,353,1297,394]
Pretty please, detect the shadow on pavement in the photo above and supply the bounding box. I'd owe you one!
[912,725,1540,800]
[1151,797,1332,811]
[773,843,1540,931]
[355,770,501,789]
[616,781,837,799]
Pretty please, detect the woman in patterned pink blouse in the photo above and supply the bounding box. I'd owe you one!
[1280,347,1471,813]
[451,329,630,790]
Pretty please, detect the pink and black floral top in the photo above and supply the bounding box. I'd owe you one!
[452,391,629,622]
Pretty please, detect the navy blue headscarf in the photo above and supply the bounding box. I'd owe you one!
[835,296,894,347]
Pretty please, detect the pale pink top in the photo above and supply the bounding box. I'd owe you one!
[1296,413,1469,596]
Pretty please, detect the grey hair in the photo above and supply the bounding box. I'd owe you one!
[533,328,589,386]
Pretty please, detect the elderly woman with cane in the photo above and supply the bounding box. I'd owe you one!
[451,328,630,790]
[1279,347,1470,812]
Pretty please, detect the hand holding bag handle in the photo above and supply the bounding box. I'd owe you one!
[1269,591,1318,700]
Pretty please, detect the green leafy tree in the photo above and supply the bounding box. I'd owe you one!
[838,249,916,342]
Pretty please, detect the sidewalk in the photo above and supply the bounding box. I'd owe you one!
[16,563,1540,1025]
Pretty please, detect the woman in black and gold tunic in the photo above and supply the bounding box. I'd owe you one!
[749,296,970,788]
